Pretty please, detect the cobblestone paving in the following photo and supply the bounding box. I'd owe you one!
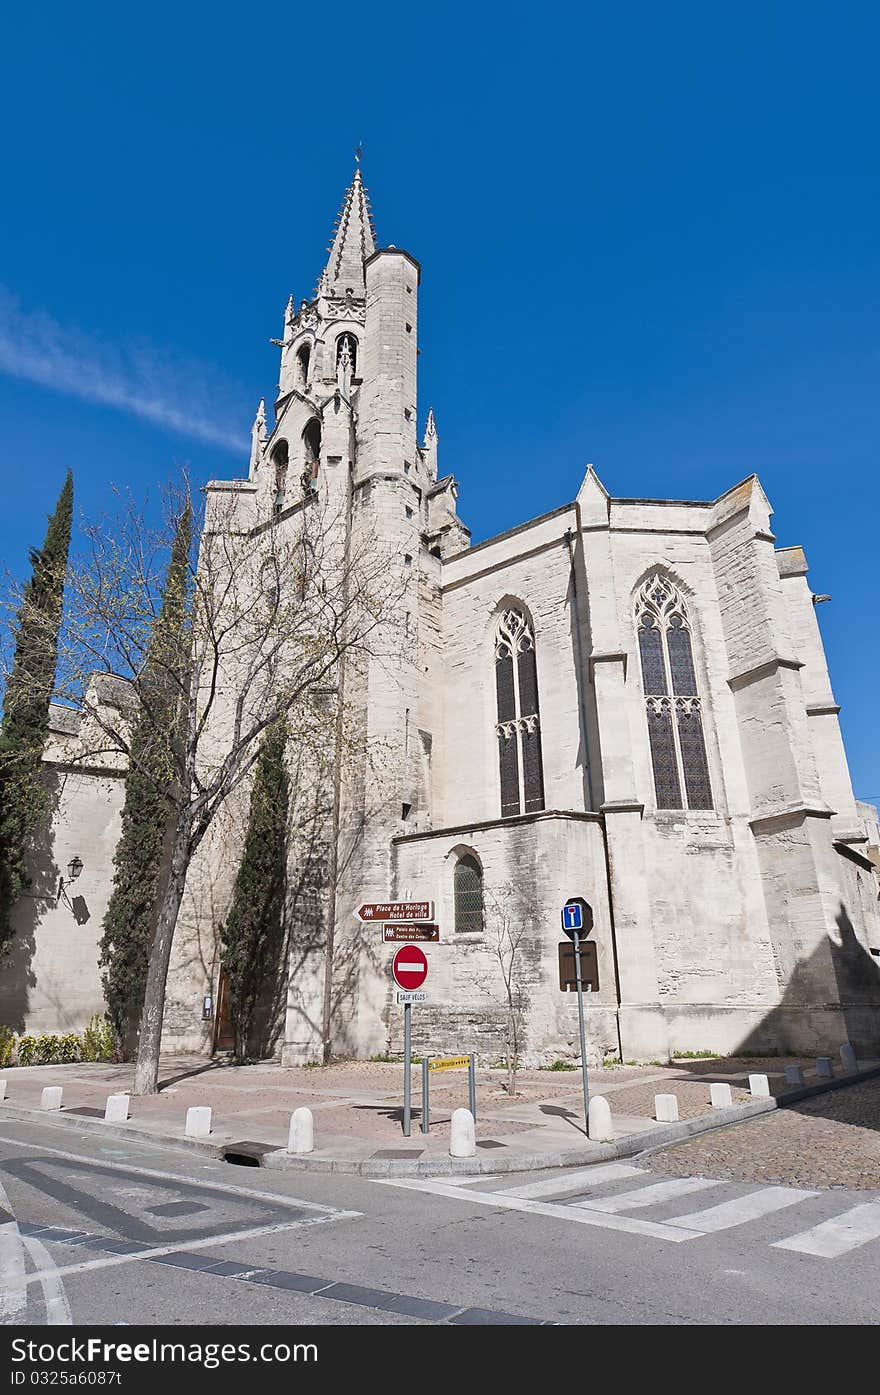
[647,1078,880,1190]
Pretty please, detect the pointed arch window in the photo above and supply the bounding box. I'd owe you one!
[495,607,545,817]
[336,332,358,378]
[454,853,484,934]
[636,574,712,810]
[271,440,289,514]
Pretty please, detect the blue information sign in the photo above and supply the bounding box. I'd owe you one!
[560,897,593,940]
[562,902,583,932]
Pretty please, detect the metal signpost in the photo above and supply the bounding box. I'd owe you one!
[420,1054,476,1134]
[392,944,429,1137]
[561,898,594,1130]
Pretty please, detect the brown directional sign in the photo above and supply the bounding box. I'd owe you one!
[558,940,600,993]
[356,901,433,923]
[382,924,440,943]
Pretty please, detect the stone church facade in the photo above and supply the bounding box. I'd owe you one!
[6,166,880,1062]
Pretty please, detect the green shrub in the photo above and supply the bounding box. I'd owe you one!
[80,1014,113,1063]
[0,1027,14,1069]
[16,1035,35,1066]
[57,1034,81,1064]
[538,1059,577,1071]
[35,1034,62,1064]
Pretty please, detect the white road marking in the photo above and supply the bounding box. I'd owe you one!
[772,1200,880,1258]
[21,1234,72,1324]
[573,1176,723,1213]
[376,1177,697,1241]
[0,1179,27,1324]
[665,1186,817,1232]
[500,1163,646,1200]
[0,1127,344,1213]
[9,1210,357,1293]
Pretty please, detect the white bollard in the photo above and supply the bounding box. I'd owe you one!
[104,1093,130,1123]
[654,1093,679,1123]
[449,1107,476,1158]
[840,1044,857,1073]
[815,1057,833,1079]
[709,1083,732,1108]
[749,1074,771,1098]
[40,1086,63,1111]
[185,1106,212,1138]
[287,1107,314,1154]
[0,1080,6,1101]
[784,1065,805,1087]
[588,1095,614,1142]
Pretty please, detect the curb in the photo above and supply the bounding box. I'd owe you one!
[1,1064,877,1178]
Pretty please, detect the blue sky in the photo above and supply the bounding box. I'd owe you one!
[0,2,877,800]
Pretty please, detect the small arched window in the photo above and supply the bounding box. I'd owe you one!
[295,343,311,389]
[635,573,712,810]
[336,333,357,377]
[301,419,321,492]
[271,440,289,513]
[303,419,321,464]
[495,607,545,818]
[454,853,483,934]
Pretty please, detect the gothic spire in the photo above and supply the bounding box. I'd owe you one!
[321,165,377,296]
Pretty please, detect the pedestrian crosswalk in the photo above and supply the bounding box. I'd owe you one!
[378,1165,880,1261]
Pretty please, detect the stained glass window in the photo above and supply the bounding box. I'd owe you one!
[638,614,668,695]
[454,854,484,933]
[495,608,545,817]
[635,575,713,811]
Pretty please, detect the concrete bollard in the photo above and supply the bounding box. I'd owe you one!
[840,1044,857,1073]
[588,1095,614,1142]
[104,1093,130,1123]
[709,1083,732,1108]
[40,1086,63,1111]
[0,1080,6,1101]
[287,1107,314,1154]
[654,1093,679,1123]
[815,1057,834,1079]
[784,1065,805,1087]
[450,1107,476,1158]
[749,1074,771,1098]
[185,1106,212,1138]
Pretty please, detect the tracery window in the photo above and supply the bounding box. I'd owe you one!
[635,574,712,810]
[494,607,545,817]
[454,853,483,934]
[336,333,358,377]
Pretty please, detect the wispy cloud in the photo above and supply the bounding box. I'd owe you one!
[0,287,250,454]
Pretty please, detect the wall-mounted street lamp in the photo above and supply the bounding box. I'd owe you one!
[57,855,84,908]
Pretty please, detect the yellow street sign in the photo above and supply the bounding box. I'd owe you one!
[428,1055,469,1072]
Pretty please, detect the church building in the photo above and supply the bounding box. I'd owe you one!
[8,166,880,1064]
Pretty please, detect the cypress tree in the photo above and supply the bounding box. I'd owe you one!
[98,503,191,1060]
[219,721,289,1063]
[0,470,73,949]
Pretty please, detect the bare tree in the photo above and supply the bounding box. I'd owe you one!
[5,479,401,1093]
[483,881,536,1097]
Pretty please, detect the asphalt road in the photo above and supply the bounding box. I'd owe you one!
[1,1115,878,1327]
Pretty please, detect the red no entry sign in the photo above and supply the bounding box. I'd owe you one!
[392,944,428,991]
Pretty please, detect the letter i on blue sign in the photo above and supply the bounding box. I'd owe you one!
[563,903,583,931]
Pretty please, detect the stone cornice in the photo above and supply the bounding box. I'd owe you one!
[749,803,835,833]
[392,808,604,845]
[727,655,804,691]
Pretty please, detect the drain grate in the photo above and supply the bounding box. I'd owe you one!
[222,1140,275,1167]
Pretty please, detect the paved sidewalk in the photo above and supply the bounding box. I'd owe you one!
[1,1053,877,1177]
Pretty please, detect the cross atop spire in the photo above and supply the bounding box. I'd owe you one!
[321,165,377,296]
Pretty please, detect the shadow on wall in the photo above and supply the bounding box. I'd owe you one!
[735,901,880,1057]
[0,772,61,1032]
